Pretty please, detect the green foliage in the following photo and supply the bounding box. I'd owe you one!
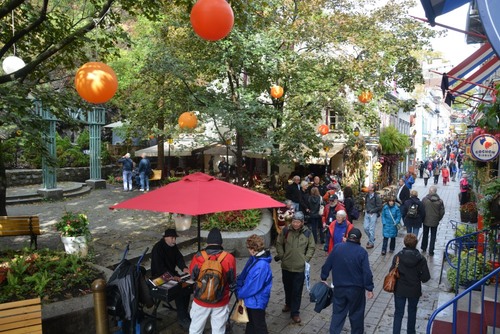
[203,210,262,231]
[0,248,103,303]
[379,126,410,154]
[447,249,491,292]
[76,130,90,150]
[476,85,500,131]
[55,211,90,237]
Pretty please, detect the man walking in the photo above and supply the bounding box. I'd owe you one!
[396,178,410,205]
[276,211,316,324]
[189,228,236,334]
[421,186,445,256]
[320,228,374,334]
[363,184,383,249]
[285,175,302,212]
[138,153,151,192]
[117,153,134,191]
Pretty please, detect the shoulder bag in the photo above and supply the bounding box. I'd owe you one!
[231,299,249,323]
[383,256,400,293]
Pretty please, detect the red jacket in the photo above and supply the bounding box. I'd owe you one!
[322,202,348,225]
[189,246,236,308]
[326,220,354,253]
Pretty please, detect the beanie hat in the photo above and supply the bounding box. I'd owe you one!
[207,228,223,245]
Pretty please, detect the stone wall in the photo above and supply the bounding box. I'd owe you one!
[6,165,120,187]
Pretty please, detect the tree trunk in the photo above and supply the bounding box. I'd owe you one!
[0,140,8,215]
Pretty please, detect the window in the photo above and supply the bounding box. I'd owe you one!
[327,109,344,130]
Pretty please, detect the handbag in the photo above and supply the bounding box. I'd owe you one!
[230,299,249,323]
[388,208,401,230]
[383,256,400,293]
[319,204,325,216]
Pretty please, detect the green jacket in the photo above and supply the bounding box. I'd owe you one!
[276,225,316,272]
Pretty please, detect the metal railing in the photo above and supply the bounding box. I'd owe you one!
[427,224,500,333]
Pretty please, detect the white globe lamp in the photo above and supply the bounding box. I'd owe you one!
[2,56,26,75]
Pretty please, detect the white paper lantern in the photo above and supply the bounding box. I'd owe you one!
[2,56,26,75]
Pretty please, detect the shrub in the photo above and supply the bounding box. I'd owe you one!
[447,249,491,292]
[203,210,262,231]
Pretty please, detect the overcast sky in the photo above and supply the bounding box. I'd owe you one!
[408,2,479,66]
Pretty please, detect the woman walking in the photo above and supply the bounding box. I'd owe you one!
[307,187,323,244]
[423,168,430,187]
[390,233,430,334]
[236,235,273,334]
[432,165,440,185]
[441,164,450,186]
[381,196,401,255]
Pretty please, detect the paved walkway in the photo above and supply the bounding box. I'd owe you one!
[3,176,461,333]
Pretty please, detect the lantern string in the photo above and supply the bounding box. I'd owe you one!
[11,10,16,56]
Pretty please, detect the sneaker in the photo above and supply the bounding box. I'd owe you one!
[366,244,374,249]
[381,251,386,255]
[140,189,144,192]
[389,250,394,253]
[292,315,301,323]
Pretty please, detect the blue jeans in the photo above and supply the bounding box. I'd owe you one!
[139,172,149,191]
[406,226,420,237]
[330,286,365,334]
[393,294,419,334]
[282,269,305,317]
[363,213,378,245]
[122,170,133,190]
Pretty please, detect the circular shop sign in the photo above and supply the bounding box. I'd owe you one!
[470,134,500,162]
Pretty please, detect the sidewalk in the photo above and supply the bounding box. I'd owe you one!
[3,177,461,333]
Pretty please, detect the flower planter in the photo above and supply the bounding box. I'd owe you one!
[61,236,88,257]
[460,211,478,224]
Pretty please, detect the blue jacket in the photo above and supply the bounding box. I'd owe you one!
[118,157,134,171]
[236,251,273,310]
[309,281,333,313]
[320,241,374,291]
[138,157,151,174]
[381,204,401,238]
[404,175,415,189]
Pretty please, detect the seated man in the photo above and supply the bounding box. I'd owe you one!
[151,229,192,330]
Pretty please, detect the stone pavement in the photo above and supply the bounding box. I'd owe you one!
[3,176,461,333]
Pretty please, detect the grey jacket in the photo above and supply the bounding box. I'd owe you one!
[422,194,445,227]
[365,192,383,215]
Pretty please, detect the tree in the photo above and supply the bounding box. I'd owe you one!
[0,0,165,215]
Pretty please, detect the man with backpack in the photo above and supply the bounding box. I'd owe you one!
[275,211,316,324]
[401,190,426,236]
[189,228,237,334]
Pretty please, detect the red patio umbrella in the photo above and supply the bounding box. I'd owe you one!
[110,172,285,250]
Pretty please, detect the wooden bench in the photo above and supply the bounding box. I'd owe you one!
[149,169,162,182]
[0,216,41,249]
[0,297,42,333]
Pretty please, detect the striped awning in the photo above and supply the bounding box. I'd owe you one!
[450,55,500,95]
[447,43,495,85]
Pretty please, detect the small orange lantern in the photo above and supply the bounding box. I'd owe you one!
[358,91,373,103]
[178,112,198,129]
[75,62,118,104]
[318,124,329,136]
[190,0,234,41]
[270,85,284,99]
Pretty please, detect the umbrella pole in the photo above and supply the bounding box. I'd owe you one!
[198,215,201,252]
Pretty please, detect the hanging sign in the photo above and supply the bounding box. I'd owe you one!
[470,134,499,162]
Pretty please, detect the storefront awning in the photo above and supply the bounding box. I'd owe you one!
[447,43,495,85]
[420,0,470,25]
[450,55,500,95]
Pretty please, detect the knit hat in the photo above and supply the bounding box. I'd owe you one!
[347,228,362,243]
[163,228,178,238]
[207,228,223,245]
[292,211,305,221]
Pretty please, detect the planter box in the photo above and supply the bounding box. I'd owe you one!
[460,211,478,224]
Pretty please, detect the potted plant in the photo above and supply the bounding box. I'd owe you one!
[460,202,478,224]
[447,249,492,292]
[56,211,90,257]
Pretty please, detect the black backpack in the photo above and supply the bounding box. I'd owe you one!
[407,203,419,219]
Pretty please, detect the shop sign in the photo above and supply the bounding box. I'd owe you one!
[470,134,499,162]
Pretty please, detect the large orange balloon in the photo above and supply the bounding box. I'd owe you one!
[178,112,198,129]
[318,124,329,136]
[270,85,284,99]
[75,62,118,104]
[358,91,373,103]
[190,0,234,41]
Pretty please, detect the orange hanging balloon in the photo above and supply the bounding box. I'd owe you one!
[270,85,284,99]
[358,91,373,103]
[75,62,118,104]
[178,112,198,129]
[190,0,234,41]
[318,124,329,136]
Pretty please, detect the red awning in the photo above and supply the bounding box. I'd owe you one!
[447,43,495,85]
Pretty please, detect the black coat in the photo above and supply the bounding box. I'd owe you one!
[286,182,302,203]
[150,238,187,278]
[401,197,426,228]
[396,185,410,205]
[391,248,430,298]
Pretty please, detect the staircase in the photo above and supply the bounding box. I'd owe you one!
[6,182,92,205]
[428,228,500,334]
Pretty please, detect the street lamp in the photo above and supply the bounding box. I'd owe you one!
[167,136,173,179]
